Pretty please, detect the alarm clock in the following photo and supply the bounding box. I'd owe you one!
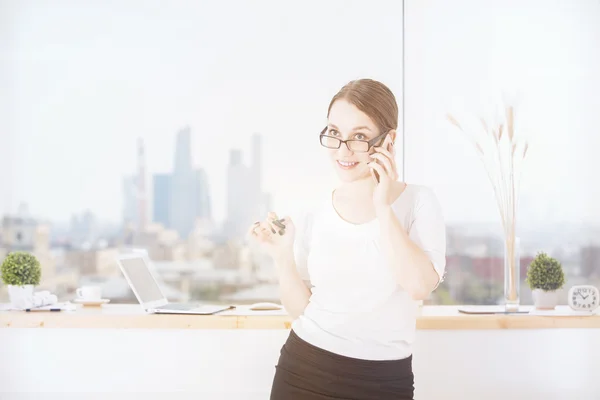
[568,285,599,312]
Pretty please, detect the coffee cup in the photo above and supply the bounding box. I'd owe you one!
[76,286,102,300]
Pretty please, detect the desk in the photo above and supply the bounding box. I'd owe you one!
[1,305,599,399]
[1,304,599,330]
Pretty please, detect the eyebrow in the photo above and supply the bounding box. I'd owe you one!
[328,124,372,132]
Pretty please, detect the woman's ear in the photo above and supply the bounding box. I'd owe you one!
[387,130,397,150]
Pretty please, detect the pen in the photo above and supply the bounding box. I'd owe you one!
[25,308,62,312]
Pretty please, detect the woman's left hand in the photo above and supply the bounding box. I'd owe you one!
[368,138,399,211]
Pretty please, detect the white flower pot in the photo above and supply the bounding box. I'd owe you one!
[8,284,35,310]
[532,289,559,310]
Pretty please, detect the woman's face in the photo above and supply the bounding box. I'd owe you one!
[323,99,391,183]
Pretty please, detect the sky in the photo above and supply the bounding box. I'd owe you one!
[1,0,599,229]
[404,0,600,228]
[0,0,404,225]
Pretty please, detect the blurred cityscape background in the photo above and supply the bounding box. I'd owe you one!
[0,129,280,305]
[1,124,598,306]
[1,0,599,306]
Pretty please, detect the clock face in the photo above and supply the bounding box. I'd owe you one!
[570,286,599,310]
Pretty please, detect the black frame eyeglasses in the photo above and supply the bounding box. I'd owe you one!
[319,127,388,153]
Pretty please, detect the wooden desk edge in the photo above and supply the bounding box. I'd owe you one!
[2,312,599,330]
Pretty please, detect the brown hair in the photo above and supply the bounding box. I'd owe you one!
[327,78,399,134]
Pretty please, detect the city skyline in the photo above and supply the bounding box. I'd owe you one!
[2,0,599,229]
[4,119,600,232]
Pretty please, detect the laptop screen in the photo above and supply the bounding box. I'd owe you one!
[119,256,165,304]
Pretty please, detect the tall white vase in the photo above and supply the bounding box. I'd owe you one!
[504,236,521,312]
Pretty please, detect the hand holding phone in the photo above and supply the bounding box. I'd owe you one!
[370,138,394,184]
[369,136,399,209]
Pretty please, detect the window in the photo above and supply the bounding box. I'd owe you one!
[404,0,600,305]
[2,1,597,307]
[0,1,404,305]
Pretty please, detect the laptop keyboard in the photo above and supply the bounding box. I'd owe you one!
[157,303,196,311]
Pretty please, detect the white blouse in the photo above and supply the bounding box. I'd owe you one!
[290,184,447,361]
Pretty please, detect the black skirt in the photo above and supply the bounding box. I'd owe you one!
[270,330,414,400]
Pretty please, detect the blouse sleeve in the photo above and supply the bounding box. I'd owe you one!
[408,187,447,289]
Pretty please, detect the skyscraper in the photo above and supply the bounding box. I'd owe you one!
[151,126,213,239]
[194,168,212,221]
[153,174,171,228]
[224,150,250,238]
[224,134,269,239]
[169,126,196,239]
[173,126,192,173]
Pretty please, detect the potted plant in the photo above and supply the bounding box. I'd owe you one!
[525,252,565,310]
[1,251,42,309]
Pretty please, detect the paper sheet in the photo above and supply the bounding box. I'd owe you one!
[0,302,76,311]
[528,308,598,317]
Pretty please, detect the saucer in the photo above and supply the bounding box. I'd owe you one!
[73,298,110,307]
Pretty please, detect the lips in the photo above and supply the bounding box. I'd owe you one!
[337,160,359,170]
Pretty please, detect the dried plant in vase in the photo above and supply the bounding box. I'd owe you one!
[447,99,529,311]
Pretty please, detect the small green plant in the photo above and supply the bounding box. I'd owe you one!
[526,252,565,291]
[1,251,41,286]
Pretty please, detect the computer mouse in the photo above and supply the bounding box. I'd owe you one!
[249,302,283,311]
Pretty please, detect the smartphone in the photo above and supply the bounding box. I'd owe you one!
[370,144,387,184]
[371,137,391,184]
[373,169,380,183]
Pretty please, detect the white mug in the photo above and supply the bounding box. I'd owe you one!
[76,286,102,300]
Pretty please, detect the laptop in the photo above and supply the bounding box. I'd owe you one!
[116,253,234,315]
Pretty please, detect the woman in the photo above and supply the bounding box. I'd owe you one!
[249,78,446,400]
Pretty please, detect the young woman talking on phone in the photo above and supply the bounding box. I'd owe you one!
[249,78,446,400]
